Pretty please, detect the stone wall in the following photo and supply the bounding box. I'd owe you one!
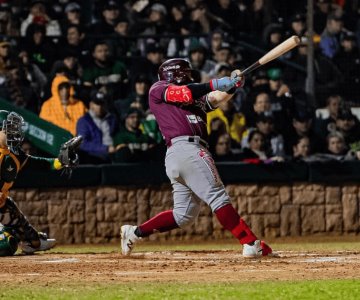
[11,182,360,244]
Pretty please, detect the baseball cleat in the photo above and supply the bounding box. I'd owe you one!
[121,225,141,256]
[20,232,56,255]
[242,240,273,258]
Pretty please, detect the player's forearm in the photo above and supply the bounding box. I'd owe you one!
[207,90,234,108]
[165,77,238,104]
[24,156,62,170]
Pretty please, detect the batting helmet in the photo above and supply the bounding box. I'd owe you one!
[0,226,18,256]
[0,110,25,154]
[158,58,194,84]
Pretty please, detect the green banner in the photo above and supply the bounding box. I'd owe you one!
[0,99,73,156]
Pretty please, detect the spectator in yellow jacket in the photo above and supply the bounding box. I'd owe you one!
[207,100,246,144]
[39,75,87,135]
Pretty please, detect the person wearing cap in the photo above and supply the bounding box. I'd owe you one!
[76,90,119,164]
[109,16,137,58]
[262,23,284,51]
[319,13,345,59]
[20,0,61,37]
[267,67,294,128]
[286,13,306,38]
[59,2,81,34]
[335,109,360,146]
[40,75,87,135]
[241,112,285,159]
[142,3,169,36]
[114,73,163,145]
[213,42,232,65]
[112,108,156,163]
[333,31,360,104]
[255,112,285,158]
[88,0,122,35]
[114,74,151,120]
[284,108,324,155]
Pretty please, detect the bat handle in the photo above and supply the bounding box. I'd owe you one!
[241,61,261,76]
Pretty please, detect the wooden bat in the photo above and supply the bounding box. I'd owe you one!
[232,35,301,78]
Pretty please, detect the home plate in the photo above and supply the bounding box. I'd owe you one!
[39,258,79,263]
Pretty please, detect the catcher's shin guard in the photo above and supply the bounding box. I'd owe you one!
[0,197,39,245]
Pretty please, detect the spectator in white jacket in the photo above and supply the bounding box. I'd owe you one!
[20,0,61,37]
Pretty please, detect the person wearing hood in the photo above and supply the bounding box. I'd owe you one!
[39,75,87,135]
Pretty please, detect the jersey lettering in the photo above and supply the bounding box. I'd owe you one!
[165,85,193,104]
[186,115,198,124]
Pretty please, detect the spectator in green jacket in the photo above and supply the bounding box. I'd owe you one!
[112,108,156,163]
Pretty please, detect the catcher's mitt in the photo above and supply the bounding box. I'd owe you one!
[58,136,83,177]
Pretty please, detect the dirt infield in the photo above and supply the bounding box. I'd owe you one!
[2,248,360,284]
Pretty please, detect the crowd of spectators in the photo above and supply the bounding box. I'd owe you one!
[1,0,360,164]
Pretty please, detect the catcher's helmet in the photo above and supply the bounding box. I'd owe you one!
[158,58,194,84]
[0,110,25,154]
[0,226,18,256]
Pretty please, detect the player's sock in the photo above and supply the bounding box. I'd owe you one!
[136,210,179,237]
[215,204,257,245]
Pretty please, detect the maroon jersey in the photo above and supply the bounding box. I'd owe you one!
[149,81,212,146]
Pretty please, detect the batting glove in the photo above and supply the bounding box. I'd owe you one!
[231,70,245,88]
[209,77,238,92]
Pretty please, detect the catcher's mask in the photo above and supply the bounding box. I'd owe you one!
[0,110,25,154]
[0,226,18,256]
[158,58,195,85]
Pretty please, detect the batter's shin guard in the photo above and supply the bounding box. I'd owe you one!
[0,197,39,245]
[215,204,257,245]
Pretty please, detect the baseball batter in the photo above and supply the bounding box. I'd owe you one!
[0,110,80,255]
[121,59,272,257]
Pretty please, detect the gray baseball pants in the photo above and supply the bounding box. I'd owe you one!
[165,136,230,228]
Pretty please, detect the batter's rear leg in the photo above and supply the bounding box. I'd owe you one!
[121,180,199,256]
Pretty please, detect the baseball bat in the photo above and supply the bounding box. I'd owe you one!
[237,35,301,77]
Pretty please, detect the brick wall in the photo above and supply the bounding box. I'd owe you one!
[11,183,360,244]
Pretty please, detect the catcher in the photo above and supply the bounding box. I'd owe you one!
[0,110,82,256]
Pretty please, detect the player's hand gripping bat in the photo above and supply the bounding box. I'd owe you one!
[231,35,301,80]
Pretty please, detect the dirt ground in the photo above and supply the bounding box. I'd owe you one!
[1,247,360,284]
